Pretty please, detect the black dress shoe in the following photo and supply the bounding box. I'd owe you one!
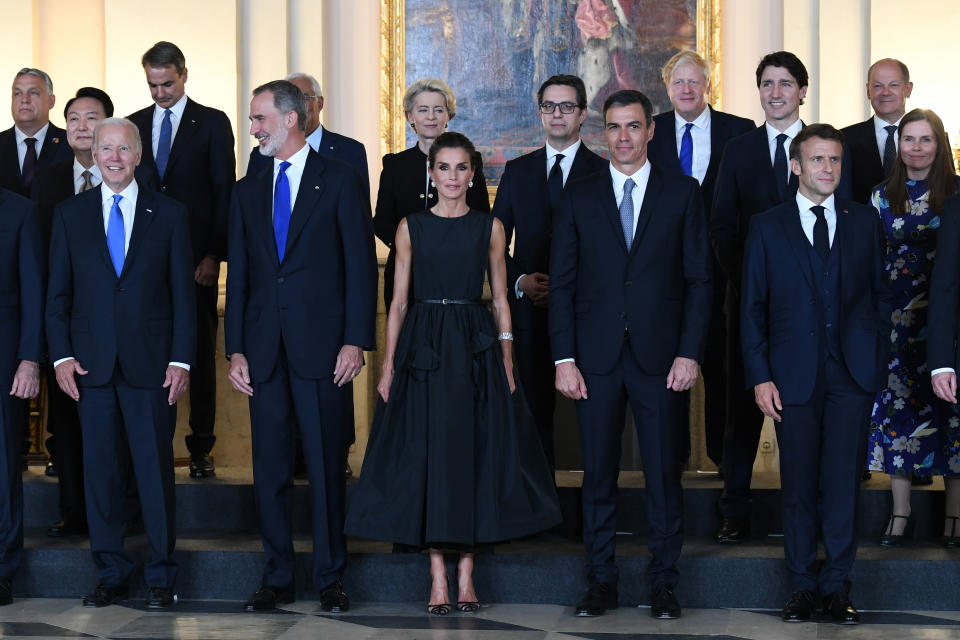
[83,583,129,607]
[823,591,859,624]
[45,461,58,477]
[861,469,872,481]
[650,584,681,619]
[47,519,88,538]
[319,581,349,612]
[781,589,817,622]
[716,517,750,543]
[189,453,215,479]
[574,582,617,616]
[0,578,12,606]
[146,587,174,609]
[244,585,294,611]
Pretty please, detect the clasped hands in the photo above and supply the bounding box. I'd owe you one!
[554,356,699,400]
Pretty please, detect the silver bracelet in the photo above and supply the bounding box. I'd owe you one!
[498,332,514,341]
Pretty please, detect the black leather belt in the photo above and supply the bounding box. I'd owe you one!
[415,298,483,305]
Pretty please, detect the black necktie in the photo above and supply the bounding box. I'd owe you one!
[548,153,565,209]
[811,205,829,261]
[774,133,788,200]
[882,124,898,176]
[22,137,37,191]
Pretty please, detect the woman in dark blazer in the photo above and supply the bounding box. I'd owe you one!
[373,78,490,310]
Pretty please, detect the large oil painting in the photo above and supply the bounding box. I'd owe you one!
[381,0,720,186]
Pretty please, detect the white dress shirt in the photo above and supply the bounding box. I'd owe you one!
[151,94,188,160]
[15,123,50,170]
[306,126,323,152]
[796,192,837,248]
[765,119,803,185]
[674,107,711,185]
[873,114,903,159]
[272,142,310,217]
[72,159,102,194]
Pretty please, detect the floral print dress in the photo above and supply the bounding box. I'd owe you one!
[867,180,960,477]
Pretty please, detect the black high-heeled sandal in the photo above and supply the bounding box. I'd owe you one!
[428,602,451,615]
[880,514,913,546]
[456,600,480,612]
[943,516,960,548]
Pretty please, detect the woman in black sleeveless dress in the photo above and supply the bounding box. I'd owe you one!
[346,133,560,614]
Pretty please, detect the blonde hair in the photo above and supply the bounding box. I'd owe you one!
[661,50,710,86]
[402,78,456,120]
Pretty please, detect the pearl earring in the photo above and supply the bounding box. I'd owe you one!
[430,180,436,187]
[468,180,474,187]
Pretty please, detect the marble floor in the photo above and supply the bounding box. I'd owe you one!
[1,599,959,640]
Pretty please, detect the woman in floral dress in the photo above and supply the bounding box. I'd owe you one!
[866,108,960,546]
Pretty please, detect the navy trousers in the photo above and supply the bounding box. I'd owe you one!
[0,395,24,580]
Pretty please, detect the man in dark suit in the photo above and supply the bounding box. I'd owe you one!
[46,118,196,609]
[710,51,808,543]
[0,68,72,197]
[740,124,892,623]
[246,73,368,196]
[930,195,960,407]
[841,59,913,205]
[31,87,114,539]
[551,90,711,619]
[492,74,606,469]
[128,41,235,479]
[0,187,44,606]
[648,50,754,469]
[226,80,377,613]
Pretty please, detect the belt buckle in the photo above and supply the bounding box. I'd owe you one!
[442,298,449,305]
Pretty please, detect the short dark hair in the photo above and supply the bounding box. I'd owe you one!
[602,89,653,126]
[141,41,186,75]
[64,87,114,119]
[755,51,809,89]
[537,75,588,110]
[428,131,477,170]
[253,80,307,132]
[789,123,844,162]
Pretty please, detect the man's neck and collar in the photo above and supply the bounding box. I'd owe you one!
[15,122,50,143]
[796,189,836,211]
[153,94,188,118]
[73,157,101,180]
[765,118,803,142]
[274,140,310,167]
[609,159,651,186]
[546,138,581,158]
[101,177,139,203]
[874,112,904,130]
[305,125,323,152]
[674,104,710,126]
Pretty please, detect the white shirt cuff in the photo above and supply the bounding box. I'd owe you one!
[554,358,575,365]
[169,362,191,371]
[53,357,75,367]
[931,367,955,377]
[515,274,526,299]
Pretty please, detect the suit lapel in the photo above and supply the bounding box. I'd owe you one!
[1,129,22,180]
[599,173,628,252]
[751,127,780,202]
[630,165,662,253]
[120,186,158,278]
[284,151,326,256]
[87,187,115,276]
[256,164,280,266]
[38,126,65,163]
[776,200,815,291]
[706,107,725,183]
[836,201,855,304]
[164,99,199,174]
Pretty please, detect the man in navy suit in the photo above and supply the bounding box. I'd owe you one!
[226,80,377,613]
[710,51,808,543]
[46,118,196,609]
[841,59,913,205]
[0,187,44,606]
[648,51,754,469]
[740,124,892,623]
[128,41,236,479]
[246,72,369,197]
[0,68,72,197]
[492,74,606,469]
[551,90,711,619]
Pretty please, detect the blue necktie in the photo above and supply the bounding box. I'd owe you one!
[619,178,636,250]
[273,161,292,262]
[106,194,125,277]
[774,132,788,199]
[156,108,172,177]
[679,122,694,176]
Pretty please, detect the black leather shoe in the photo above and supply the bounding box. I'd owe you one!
[823,591,859,624]
[45,461,58,477]
[716,517,750,543]
[574,582,617,616]
[146,587,174,609]
[0,578,12,605]
[781,589,817,622]
[83,583,129,607]
[244,585,294,611]
[319,581,349,612]
[861,469,872,481]
[880,514,913,546]
[189,453,215,479]
[47,518,88,538]
[650,584,681,619]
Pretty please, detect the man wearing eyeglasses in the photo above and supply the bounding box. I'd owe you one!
[492,74,607,470]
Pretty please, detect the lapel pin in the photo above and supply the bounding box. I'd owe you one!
[145,208,153,214]
[52,137,60,143]
[314,185,319,190]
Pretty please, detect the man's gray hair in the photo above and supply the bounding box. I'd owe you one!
[14,68,53,93]
[93,117,143,153]
[285,72,322,98]
[253,80,307,132]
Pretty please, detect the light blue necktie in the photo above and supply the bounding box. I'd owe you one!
[273,161,292,262]
[106,194,125,277]
[619,178,636,250]
[679,122,694,176]
[156,108,172,177]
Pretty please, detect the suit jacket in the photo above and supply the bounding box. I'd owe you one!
[0,188,44,383]
[841,117,886,205]
[647,106,755,214]
[0,124,73,197]
[928,195,960,372]
[45,185,196,388]
[225,150,378,383]
[740,198,893,404]
[492,142,607,330]
[549,162,712,375]
[128,98,236,266]
[247,126,370,196]
[710,124,802,292]
[30,159,75,247]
